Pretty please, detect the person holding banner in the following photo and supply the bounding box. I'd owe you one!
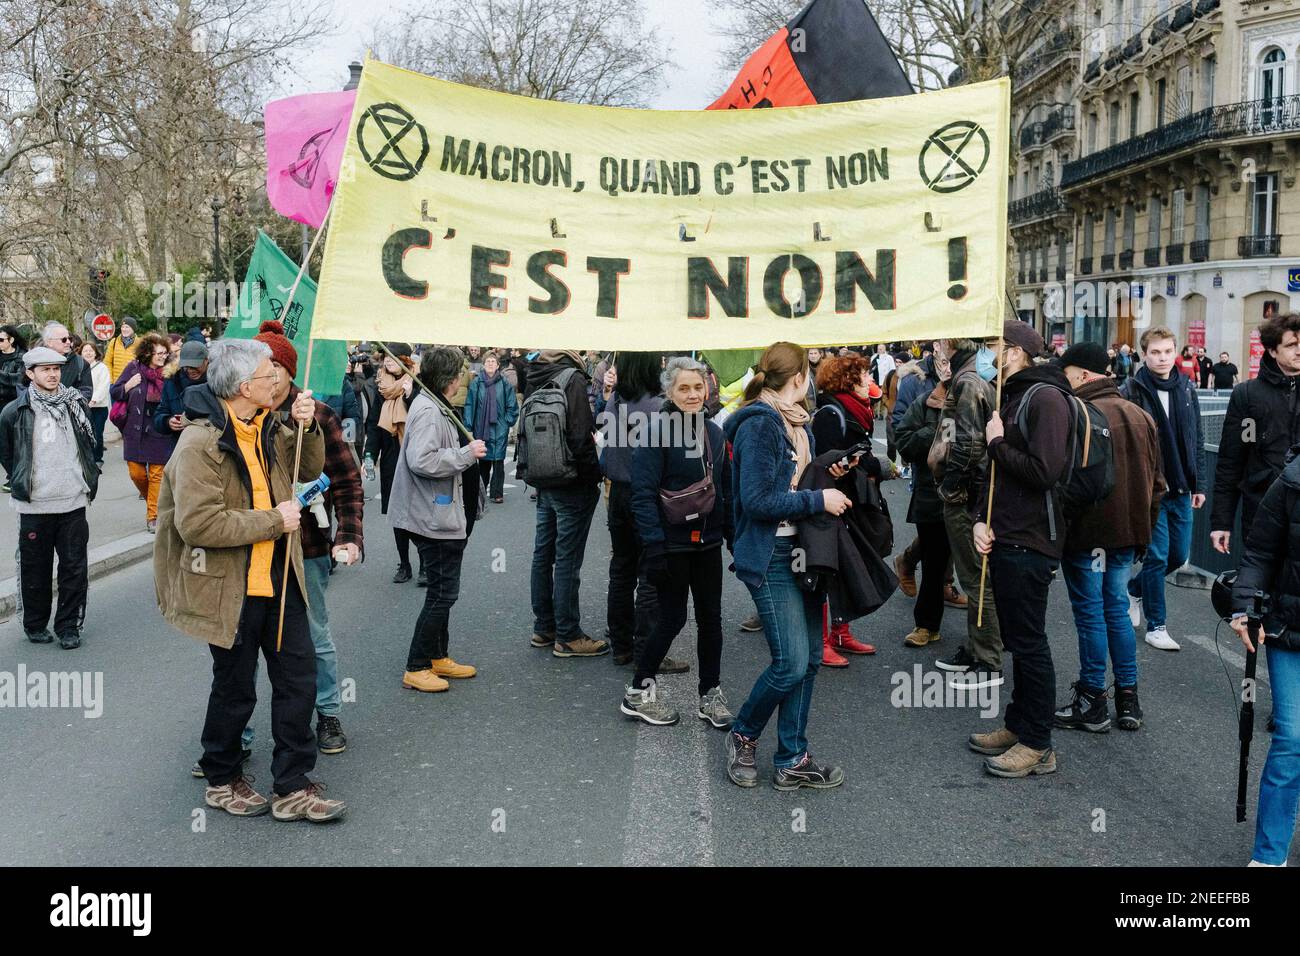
[365,345,420,584]
[723,343,853,791]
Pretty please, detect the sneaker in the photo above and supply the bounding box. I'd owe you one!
[316,715,347,754]
[402,669,449,693]
[1144,626,1180,651]
[530,631,557,648]
[25,628,54,644]
[57,630,81,650]
[936,645,976,672]
[429,656,476,679]
[943,585,967,609]
[1115,686,1143,730]
[1054,682,1111,733]
[1127,593,1142,629]
[272,782,347,823]
[697,686,734,729]
[773,753,845,791]
[146,519,157,534]
[726,731,759,788]
[1247,859,1288,867]
[903,626,940,647]
[205,774,271,816]
[656,655,690,674]
[739,614,763,633]
[968,726,1018,755]
[947,660,1003,689]
[191,748,252,778]
[553,634,610,658]
[620,685,679,726]
[1,482,10,494]
[984,743,1057,778]
[392,565,412,584]
[894,554,917,598]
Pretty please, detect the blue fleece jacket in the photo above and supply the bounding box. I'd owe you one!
[723,402,826,589]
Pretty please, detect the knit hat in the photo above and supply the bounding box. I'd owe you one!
[23,346,66,368]
[1002,319,1046,359]
[1057,341,1110,376]
[254,320,298,379]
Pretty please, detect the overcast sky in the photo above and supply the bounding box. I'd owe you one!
[283,0,730,108]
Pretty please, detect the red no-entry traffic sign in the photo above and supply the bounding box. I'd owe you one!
[91,314,115,341]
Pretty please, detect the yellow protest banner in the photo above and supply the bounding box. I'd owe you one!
[313,59,1009,350]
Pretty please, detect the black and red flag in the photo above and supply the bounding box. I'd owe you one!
[710,0,913,110]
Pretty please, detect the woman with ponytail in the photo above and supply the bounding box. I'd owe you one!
[721,342,856,791]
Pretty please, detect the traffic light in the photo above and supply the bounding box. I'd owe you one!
[88,268,110,311]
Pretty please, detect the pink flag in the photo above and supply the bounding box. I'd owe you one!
[264,90,357,228]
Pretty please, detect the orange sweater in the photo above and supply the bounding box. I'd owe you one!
[225,403,275,596]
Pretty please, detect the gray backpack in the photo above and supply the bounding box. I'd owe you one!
[518,367,579,488]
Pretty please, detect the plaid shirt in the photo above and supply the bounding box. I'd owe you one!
[285,388,365,560]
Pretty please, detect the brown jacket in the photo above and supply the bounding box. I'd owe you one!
[154,383,325,648]
[1065,376,1165,553]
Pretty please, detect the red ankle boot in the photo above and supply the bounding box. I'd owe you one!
[820,605,849,667]
[831,622,876,655]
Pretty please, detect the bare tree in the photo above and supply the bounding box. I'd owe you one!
[370,0,674,107]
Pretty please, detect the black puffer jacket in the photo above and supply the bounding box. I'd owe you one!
[1212,352,1300,536]
[1233,446,1300,652]
[895,378,943,524]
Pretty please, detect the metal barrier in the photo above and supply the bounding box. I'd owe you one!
[1182,409,1238,586]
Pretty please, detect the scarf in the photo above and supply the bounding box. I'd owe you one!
[539,349,583,367]
[29,384,94,443]
[473,369,500,440]
[835,390,874,434]
[224,403,275,596]
[759,388,811,486]
[376,366,410,442]
[1136,364,1194,494]
[140,362,164,403]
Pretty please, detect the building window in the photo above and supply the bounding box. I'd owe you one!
[1156,78,1167,128]
[1261,48,1286,127]
[1123,202,1136,251]
[1194,184,1210,242]
[1129,91,1139,138]
[1109,100,1121,145]
[1045,160,1054,185]
[1088,111,1099,153]
[1253,172,1279,237]
[1202,54,1216,108]
[1083,213,1095,259]
[1175,65,1192,120]
[1058,231,1069,274]
[1171,188,1186,242]
[1104,208,1116,255]
[1148,195,1163,248]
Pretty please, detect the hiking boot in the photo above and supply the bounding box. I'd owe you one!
[727,731,759,788]
[968,726,1018,755]
[943,585,967,609]
[57,630,81,650]
[984,743,1057,778]
[821,635,850,668]
[773,753,845,791]
[657,655,690,674]
[272,782,347,823]
[26,628,54,644]
[903,626,940,647]
[1144,626,1180,651]
[316,715,347,754]
[947,661,1003,690]
[402,669,449,693]
[429,656,476,679]
[698,686,734,729]
[740,614,763,633]
[1115,686,1143,730]
[894,554,917,597]
[620,685,679,726]
[936,645,976,673]
[1054,682,1111,733]
[830,623,875,655]
[191,748,252,778]
[205,774,271,816]
[553,634,610,658]
[392,565,412,584]
[530,631,556,648]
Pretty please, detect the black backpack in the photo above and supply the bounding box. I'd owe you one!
[1014,382,1115,541]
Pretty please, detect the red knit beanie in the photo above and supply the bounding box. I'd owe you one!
[254,320,298,379]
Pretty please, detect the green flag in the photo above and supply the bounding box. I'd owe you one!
[702,349,762,389]
[229,231,348,391]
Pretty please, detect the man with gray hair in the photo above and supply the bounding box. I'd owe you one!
[41,322,93,403]
[155,338,347,823]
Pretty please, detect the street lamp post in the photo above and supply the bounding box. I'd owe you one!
[210,196,225,283]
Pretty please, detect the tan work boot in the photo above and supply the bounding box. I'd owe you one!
[984,743,1057,778]
[903,626,941,647]
[894,554,917,598]
[968,726,1018,755]
[402,669,450,693]
[430,657,476,679]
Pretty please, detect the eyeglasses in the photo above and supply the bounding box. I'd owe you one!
[245,371,281,384]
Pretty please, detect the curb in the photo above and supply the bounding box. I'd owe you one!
[0,531,155,623]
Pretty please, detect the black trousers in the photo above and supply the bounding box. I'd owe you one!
[480,459,506,499]
[200,581,315,795]
[606,481,658,655]
[913,520,951,632]
[990,544,1057,751]
[18,509,89,636]
[633,547,723,697]
[407,536,466,669]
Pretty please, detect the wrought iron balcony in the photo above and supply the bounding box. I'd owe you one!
[1189,239,1210,261]
[1119,249,1135,269]
[1080,257,1094,275]
[1144,247,1161,267]
[1239,234,1281,257]
[1101,253,1115,271]
[1195,0,1219,14]
[1123,33,1144,60]
[1014,27,1080,87]
[1085,58,1101,82]
[1148,14,1170,44]
[1019,108,1075,152]
[1170,0,1194,31]
[1009,187,1067,224]
[1062,95,1300,188]
[1166,243,1185,265]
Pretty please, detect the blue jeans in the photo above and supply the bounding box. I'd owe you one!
[1129,492,1192,629]
[1253,644,1300,866]
[531,484,600,640]
[241,555,341,748]
[1062,548,1137,689]
[732,538,824,769]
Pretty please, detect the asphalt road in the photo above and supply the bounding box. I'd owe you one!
[0,461,1280,866]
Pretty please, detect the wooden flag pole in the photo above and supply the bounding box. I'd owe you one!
[975,331,1005,628]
